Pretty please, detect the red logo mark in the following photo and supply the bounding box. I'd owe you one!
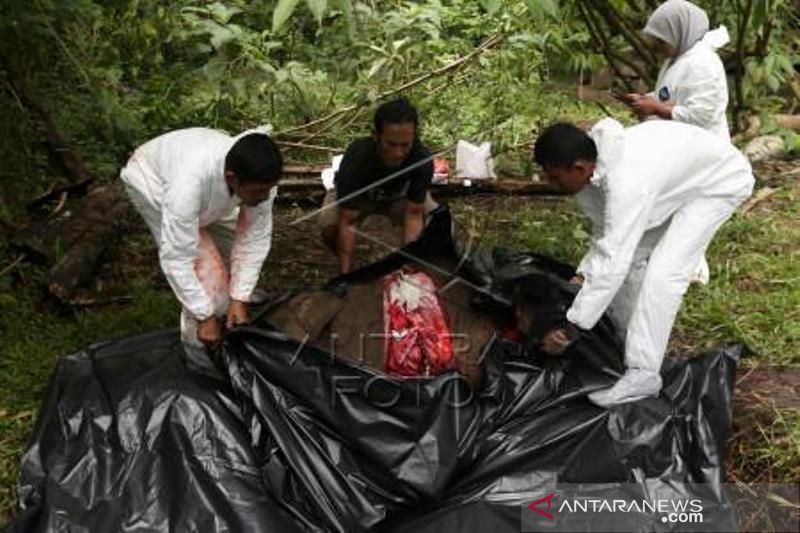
[528,493,556,520]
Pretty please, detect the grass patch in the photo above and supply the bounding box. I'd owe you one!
[674,185,800,364]
[729,404,800,483]
[0,278,178,523]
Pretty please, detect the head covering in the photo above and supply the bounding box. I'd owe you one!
[235,124,274,140]
[588,118,625,185]
[702,25,730,50]
[644,0,709,56]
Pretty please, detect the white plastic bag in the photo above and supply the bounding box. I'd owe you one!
[237,124,274,137]
[321,154,344,191]
[455,140,495,179]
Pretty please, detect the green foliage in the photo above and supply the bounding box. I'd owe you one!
[479,0,503,16]
[1,0,596,198]
[525,0,559,18]
[306,0,328,25]
[674,185,800,364]
[272,0,348,31]
[273,0,301,31]
[3,0,794,196]
[782,131,800,156]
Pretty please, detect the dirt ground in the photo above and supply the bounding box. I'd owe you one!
[243,193,553,296]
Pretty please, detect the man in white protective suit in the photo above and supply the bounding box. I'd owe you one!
[120,127,282,366]
[533,119,753,406]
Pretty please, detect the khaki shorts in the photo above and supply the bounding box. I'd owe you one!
[317,190,438,230]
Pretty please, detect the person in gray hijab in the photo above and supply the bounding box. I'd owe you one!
[644,0,710,57]
[619,0,731,141]
[611,0,732,291]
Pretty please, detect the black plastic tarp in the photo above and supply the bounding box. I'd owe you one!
[12,209,741,532]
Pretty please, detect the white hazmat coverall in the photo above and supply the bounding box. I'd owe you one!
[649,27,731,141]
[644,0,732,285]
[570,119,753,405]
[646,28,733,286]
[120,127,276,350]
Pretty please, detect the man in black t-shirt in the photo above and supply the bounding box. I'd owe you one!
[319,98,437,273]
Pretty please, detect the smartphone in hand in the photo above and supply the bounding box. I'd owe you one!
[610,89,632,103]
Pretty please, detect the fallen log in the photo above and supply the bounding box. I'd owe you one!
[47,183,129,303]
[432,178,561,197]
[12,212,74,264]
[8,72,134,304]
[12,186,131,305]
[282,164,328,175]
[773,114,800,132]
[12,182,130,299]
[737,114,800,142]
[277,177,561,199]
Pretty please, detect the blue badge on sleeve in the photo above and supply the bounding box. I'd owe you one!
[658,86,671,101]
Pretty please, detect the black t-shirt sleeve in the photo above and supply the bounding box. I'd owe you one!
[334,140,367,210]
[406,148,433,204]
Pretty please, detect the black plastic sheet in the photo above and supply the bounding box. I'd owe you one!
[12,209,740,532]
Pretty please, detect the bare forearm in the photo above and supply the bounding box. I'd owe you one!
[628,95,675,121]
[654,101,675,120]
[337,221,356,274]
[403,208,424,244]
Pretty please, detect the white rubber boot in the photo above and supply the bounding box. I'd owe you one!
[588,368,662,407]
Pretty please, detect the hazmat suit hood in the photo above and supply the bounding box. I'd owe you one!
[234,124,274,140]
[587,118,625,187]
[701,26,730,50]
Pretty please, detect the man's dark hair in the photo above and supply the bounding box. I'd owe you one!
[513,273,568,340]
[533,123,597,168]
[225,133,283,183]
[373,97,419,134]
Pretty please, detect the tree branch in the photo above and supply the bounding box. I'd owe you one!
[277,141,340,152]
[732,0,756,133]
[578,2,646,91]
[275,34,504,136]
[622,0,648,17]
[592,0,658,68]
[754,11,774,59]
[0,254,26,278]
